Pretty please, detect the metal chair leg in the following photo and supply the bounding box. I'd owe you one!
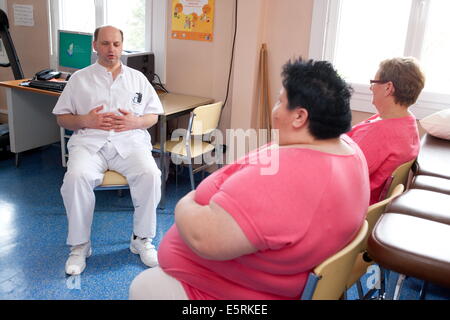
[393,274,406,300]
[419,281,428,300]
[356,280,365,299]
[15,152,20,167]
[188,163,195,190]
[378,267,386,300]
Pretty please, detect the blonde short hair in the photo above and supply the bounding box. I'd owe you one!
[378,57,425,106]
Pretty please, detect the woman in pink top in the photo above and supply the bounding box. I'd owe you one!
[347,57,425,204]
[129,58,370,300]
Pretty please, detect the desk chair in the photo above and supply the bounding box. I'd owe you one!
[346,184,404,299]
[153,101,223,190]
[60,128,129,192]
[379,159,416,201]
[301,220,368,300]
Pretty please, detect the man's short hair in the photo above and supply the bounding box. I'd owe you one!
[94,26,124,42]
[378,57,425,106]
[281,58,353,140]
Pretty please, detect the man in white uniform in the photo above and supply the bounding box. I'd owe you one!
[53,25,163,275]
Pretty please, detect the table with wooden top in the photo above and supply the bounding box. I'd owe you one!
[0,79,213,208]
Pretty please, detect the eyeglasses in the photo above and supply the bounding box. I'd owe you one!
[370,80,389,85]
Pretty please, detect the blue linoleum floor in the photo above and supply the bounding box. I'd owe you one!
[0,144,189,300]
[0,144,449,300]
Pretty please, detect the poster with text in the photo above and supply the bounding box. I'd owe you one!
[171,0,215,42]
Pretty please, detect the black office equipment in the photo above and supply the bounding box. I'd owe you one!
[0,9,24,80]
[27,80,67,92]
[34,68,62,81]
[120,52,155,84]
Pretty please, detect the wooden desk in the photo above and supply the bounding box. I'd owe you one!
[0,79,61,96]
[0,79,61,166]
[0,79,213,208]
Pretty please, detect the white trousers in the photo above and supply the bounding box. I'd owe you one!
[129,266,188,300]
[61,142,161,246]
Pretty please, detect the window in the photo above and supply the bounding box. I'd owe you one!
[57,0,96,34]
[419,1,450,94]
[309,0,450,117]
[105,0,146,51]
[48,0,167,81]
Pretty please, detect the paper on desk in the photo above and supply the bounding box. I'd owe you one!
[13,4,34,27]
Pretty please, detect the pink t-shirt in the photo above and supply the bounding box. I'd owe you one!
[158,135,370,300]
[347,114,420,204]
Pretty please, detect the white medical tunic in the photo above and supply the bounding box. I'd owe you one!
[53,62,164,246]
[53,62,164,158]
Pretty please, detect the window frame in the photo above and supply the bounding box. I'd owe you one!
[47,0,167,82]
[309,0,450,118]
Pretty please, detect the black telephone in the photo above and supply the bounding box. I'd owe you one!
[34,68,61,81]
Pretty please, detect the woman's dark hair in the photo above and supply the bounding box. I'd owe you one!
[281,58,353,140]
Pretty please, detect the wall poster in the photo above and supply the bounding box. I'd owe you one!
[171,0,215,42]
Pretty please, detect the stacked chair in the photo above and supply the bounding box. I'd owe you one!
[367,133,450,299]
[300,152,414,300]
[346,184,405,299]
